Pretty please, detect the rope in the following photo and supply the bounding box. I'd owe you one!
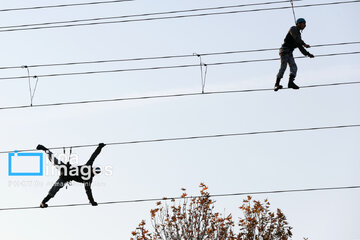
[290,0,297,24]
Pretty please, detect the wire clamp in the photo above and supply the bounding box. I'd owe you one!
[193,53,208,94]
[22,65,39,106]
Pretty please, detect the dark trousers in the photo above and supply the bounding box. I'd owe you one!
[48,177,67,197]
[277,53,298,79]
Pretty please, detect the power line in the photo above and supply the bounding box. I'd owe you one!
[0,51,359,81]
[0,185,359,211]
[0,0,301,14]
[0,81,359,111]
[1,0,359,32]
[1,123,359,154]
[0,0,302,30]
[9,0,303,15]
[1,41,359,70]
[0,50,357,112]
[0,0,134,13]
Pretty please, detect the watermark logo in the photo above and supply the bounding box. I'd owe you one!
[8,151,43,176]
[8,151,113,178]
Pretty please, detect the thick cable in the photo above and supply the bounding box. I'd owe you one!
[0,80,359,111]
[0,51,358,81]
[0,0,359,32]
[1,123,359,154]
[0,41,358,70]
[0,0,134,13]
[0,0,301,30]
[0,185,359,211]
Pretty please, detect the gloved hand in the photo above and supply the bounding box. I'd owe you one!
[308,53,315,58]
[98,143,106,148]
[91,201,98,206]
[36,144,48,151]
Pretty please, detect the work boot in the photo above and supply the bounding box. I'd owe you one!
[274,77,283,91]
[40,195,52,208]
[288,75,299,89]
[40,203,48,208]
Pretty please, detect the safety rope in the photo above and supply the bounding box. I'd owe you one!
[289,0,297,24]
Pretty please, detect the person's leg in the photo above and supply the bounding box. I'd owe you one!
[40,178,66,208]
[288,55,299,89]
[275,54,289,91]
[288,54,298,78]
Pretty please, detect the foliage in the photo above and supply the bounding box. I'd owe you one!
[131,183,295,240]
[237,196,292,240]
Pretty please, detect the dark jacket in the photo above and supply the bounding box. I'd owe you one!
[280,26,310,56]
[59,145,103,203]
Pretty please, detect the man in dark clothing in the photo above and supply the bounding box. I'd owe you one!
[37,143,106,208]
[275,18,315,91]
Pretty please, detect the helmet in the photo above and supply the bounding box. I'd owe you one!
[296,18,306,24]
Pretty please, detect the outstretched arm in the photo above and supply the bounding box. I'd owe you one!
[85,183,97,206]
[86,143,106,165]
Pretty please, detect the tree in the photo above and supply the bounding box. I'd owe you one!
[131,183,295,240]
[237,196,292,240]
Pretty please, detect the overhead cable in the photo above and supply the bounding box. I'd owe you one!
[0,0,302,29]
[0,185,359,211]
[0,51,359,81]
[1,123,359,154]
[0,41,359,70]
[0,0,134,13]
[0,81,359,111]
[0,0,359,32]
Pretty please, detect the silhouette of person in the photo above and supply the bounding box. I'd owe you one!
[37,143,106,208]
[274,18,315,91]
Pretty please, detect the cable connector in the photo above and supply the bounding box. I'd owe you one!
[193,53,208,94]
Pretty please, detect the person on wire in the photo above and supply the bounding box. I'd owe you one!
[274,18,315,91]
[37,143,106,208]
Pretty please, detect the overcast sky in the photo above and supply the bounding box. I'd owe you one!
[0,0,359,239]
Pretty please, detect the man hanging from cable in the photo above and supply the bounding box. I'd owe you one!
[274,18,315,91]
[36,143,106,208]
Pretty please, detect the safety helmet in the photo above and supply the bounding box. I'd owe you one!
[296,18,306,24]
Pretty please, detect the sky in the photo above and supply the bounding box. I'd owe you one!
[0,0,359,239]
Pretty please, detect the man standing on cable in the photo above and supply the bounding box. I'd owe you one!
[37,143,106,208]
[274,18,315,91]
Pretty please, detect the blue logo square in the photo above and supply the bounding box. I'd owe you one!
[8,151,43,176]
